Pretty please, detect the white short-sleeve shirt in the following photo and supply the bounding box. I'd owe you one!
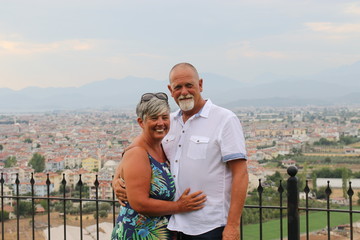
[162,99,247,235]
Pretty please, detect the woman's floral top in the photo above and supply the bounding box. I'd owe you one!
[111,154,175,240]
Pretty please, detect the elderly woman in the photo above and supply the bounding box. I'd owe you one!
[111,92,206,240]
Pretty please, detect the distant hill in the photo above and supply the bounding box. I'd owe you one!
[314,61,360,87]
[225,97,332,108]
[0,77,168,112]
[1,61,360,112]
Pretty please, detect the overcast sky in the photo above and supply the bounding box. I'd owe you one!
[1,0,360,90]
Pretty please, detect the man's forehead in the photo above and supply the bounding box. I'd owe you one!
[173,65,194,73]
[170,76,198,86]
[171,72,199,83]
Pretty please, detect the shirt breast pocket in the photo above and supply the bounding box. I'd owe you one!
[187,136,209,160]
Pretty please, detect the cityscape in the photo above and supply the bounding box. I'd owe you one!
[1,105,360,238]
[1,105,360,197]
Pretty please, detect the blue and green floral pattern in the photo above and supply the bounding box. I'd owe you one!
[111,154,175,240]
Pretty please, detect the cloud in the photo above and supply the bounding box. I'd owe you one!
[130,53,166,59]
[305,22,360,34]
[344,2,360,15]
[226,41,287,60]
[0,38,96,55]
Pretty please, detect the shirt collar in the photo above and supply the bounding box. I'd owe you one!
[174,99,212,120]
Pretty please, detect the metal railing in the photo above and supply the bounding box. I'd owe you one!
[1,166,359,240]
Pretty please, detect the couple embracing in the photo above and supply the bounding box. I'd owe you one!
[112,63,248,240]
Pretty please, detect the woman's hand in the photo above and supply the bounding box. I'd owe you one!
[176,188,206,213]
[113,177,127,206]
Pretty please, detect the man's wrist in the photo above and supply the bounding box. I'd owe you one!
[226,220,240,227]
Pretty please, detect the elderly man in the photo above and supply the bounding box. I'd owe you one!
[114,62,248,240]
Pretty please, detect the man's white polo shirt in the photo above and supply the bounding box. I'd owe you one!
[162,99,247,235]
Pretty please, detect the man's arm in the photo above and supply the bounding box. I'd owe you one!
[223,159,248,240]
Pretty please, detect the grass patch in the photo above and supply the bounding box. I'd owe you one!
[243,206,360,240]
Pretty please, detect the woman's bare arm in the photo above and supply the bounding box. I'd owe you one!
[122,147,206,216]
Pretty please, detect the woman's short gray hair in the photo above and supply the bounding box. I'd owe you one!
[136,96,170,120]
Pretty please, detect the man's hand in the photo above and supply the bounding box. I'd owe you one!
[113,177,127,206]
[176,188,206,213]
[223,224,240,240]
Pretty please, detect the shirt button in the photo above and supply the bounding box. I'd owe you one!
[179,145,181,147]
[182,130,185,133]
[175,160,178,163]
[173,175,176,178]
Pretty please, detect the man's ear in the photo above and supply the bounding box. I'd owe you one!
[167,84,174,97]
[199,78,203,92]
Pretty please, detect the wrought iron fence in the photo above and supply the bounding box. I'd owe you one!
[1,166,359,240]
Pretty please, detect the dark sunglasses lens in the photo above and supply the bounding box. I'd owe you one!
[141,93,154,102]
[141,92,168,102]
[155,93,168,100]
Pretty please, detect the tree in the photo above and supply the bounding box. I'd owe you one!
[311,172,317,192]
[266,171,283,184]
[99,203,111,212]
[0,144,3,152]
[68,206,80,215]
[353,171,360,178]
[0,211,9,221]
[297,161,308,191]
[24,138,33,143]
[73,184,90,199]
[54,201,73,213]
[15,201,33,216]
[314,138,336,146]
[4,156,17,168]
[59,185,71,194]
[342,168,350,199]
[94,210,108,219]
[313,167,352,178]
[324,157,331,164]
[39,199,49,211]
[316,186,327,199]
[339,136,360,145]
[83,202,97,214]
[29,153,45,173]
[291,148,302,155]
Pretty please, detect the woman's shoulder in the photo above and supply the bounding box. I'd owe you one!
[122,145,151,172]
[123,145,148,159]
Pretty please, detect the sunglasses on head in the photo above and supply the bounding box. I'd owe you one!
[141,92,168,103]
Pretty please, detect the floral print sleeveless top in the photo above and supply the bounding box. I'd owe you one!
[111,154,175,240]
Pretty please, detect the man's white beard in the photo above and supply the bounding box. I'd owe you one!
[179,97,195,112]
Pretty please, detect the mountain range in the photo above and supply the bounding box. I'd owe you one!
[1,61,360,112]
